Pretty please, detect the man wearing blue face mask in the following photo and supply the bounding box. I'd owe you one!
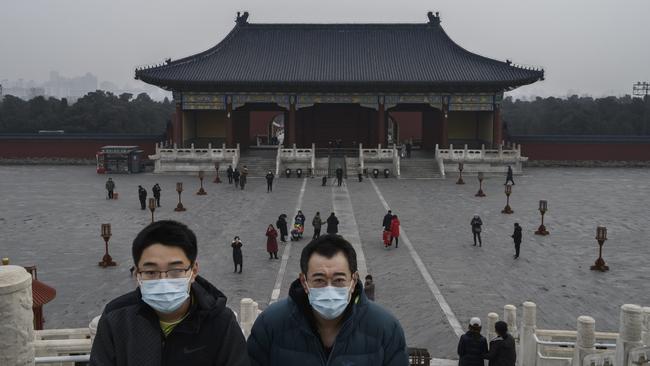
[247,235,408,366]
[90,220,250,366]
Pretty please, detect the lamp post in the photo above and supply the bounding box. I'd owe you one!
[148,198,156,223]
[590,226,609,272]
[174,182,186,212]
[475,172,486,197]
[456,162,465,184]
[98,224,116,267]
[501,184,513,214]
[197,170,207,195]
[213,162,222,183]
[535,200,549,235]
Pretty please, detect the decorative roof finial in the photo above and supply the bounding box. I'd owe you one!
[427,11,441,25]
[506,59,512,65]
[236,11,249,26]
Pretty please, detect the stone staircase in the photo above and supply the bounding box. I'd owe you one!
[236,150,277,177]
[399,158,442,179]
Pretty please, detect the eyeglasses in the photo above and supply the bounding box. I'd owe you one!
[137,264,193,280]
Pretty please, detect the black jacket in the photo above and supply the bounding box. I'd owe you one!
[326,215,339,234]
[276,217,288,235]
[382,214,393,231]
[138,187,147,201]
[90,276,250,366]
[485,334,516,366]
[512,226,522,244]
[458,331,488,366]
[247,279,408,366]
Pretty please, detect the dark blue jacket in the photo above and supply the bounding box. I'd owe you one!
[458,331,488,366]
[247,279,408,366]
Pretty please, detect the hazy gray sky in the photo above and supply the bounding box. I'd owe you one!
[2,0,649,98]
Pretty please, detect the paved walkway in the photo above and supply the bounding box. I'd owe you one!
[1,166,649,360]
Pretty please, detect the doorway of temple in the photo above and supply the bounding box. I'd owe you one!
[268,113,285,146]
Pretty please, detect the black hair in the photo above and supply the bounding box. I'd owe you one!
[495,321,508,335]
[365,274,373,280]
[132,220,197,266]
[300,235,357,275]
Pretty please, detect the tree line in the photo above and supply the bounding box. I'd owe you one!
[1,91,649,136]
[0,90,173,134]
[502,95,650,136]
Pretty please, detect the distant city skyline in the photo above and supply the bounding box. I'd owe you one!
[2,0,649,100]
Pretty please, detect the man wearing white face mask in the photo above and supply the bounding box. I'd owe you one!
[90,220,250,366]
[247,235,408,366]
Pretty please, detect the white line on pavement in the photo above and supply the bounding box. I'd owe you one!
[369,178,464,337]
[269,178,307,304]
[331,181,368,278]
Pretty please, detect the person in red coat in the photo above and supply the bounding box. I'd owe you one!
[390,215,401,248]
[266,224,279,259]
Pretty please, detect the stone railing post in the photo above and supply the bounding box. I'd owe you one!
[643,306,650,346]
[0,265,35,366]
[616,304,644,366]
[498,144,503,159]
[520,301,537,366]
[464,144,468,159]
[572,316,596,366]
[240,298,259,339]
[89,315,101,343]
[504,304,518,339]
[449,144,454,159]
[481,144,485,158]
[311,143,316,173]
[359,143,364,170]
[434,144,439,158]
[488,312,499,344]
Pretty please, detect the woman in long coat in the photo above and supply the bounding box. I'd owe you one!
[390,215,401,248]
[266,224,279,259]
[231,236,243,273]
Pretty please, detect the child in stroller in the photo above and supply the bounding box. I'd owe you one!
[290,223,304,241]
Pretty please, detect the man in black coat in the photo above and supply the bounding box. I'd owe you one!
[458,317,488,366]
[276,214,288,242]
[382,210,393,231]
[152,183,161,207]
[511,223,522,259]
[505,166,515,185]
[227,165,234,184]
[484,321,516,366]
[335,167,343,187]
[138,185,147,210]
[90,220,250,366]
[265,171,274,193]
[470,215,483,247]
[326,212,339,234]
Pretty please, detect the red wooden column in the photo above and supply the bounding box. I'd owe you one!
[287,101,296,145]
[492,104,502,147]
[174,103,183,146]
[441,104,449,148]
[377,101,386,146]
[226,98,234,147]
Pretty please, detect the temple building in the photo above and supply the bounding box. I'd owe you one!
[136,12,544,151]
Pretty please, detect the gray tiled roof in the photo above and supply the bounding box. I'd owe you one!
[135,17,544,92]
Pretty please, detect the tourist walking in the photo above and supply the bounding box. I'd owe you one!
[266,225,279,259]
[312,212,322,239]
[511,223,522,259]
[152,183,161,207]
[321,176,327,186]
[505,166,515,185]
[233,168,241,188]
[406,140,412,158]
[240,166,248,190]
[138,185,147,210]
[295,210,306,226]
[105,178,115,199]
[336,167,343,186]
[484,321,516,366]
[326,212,339,234]
[382,210,393,231]
[390,214,401,248]
[471,215,483,247]
[265,170,274,192]
[276,214,288,242]
[231,236,243,273]
[227,165,234,184]
[364,274,375,301]
[458,318,488,366]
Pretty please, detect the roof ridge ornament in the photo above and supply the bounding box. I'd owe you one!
[427,11,441,25]
[236,11,249,26]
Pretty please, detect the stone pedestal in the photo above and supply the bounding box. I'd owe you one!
[0,265,35,366]
[572,316,596,366]
[616,304,643,366]
[643,306,650,346]
[240,298,259,339]
[504,304,518,339]
[487,312,499,343]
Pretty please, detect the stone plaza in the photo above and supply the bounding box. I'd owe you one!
[1,165,649,359]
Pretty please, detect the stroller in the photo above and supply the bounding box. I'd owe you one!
[291,223,304,241]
